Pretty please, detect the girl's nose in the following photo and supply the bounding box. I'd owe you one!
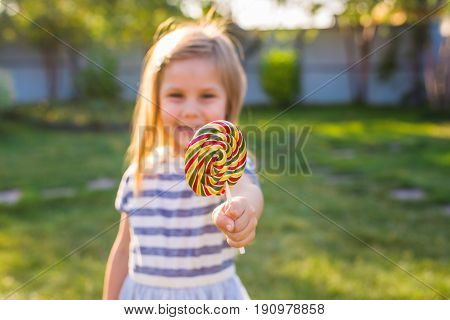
[180,99,200,119]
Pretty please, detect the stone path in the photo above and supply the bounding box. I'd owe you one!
[442,205,450,216]
[389,143,402,153]
[0,177,117,206]
[327,174,355,184]
[87,178,116,191]
[333,148,356,159]
[41,187,77,199]
[0,189,22,205]
[389,188,426,201]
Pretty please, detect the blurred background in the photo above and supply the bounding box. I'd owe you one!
[0,0,449,299]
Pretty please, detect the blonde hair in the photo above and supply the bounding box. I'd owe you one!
[126,17,247,193]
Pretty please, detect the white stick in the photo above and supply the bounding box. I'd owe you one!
[225,182,246,254]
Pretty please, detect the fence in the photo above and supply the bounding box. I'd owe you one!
[0,23,443,106]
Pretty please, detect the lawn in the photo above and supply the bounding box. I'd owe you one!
[0,105,449,299]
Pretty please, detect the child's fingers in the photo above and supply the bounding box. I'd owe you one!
[227,230,256,248]
[233,210,252,233]
[224,198,246,220]
[212,205,235,233]
[226,217,257,242]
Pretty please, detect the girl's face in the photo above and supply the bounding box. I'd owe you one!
[159,57,227,153]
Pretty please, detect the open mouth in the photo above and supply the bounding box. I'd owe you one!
[176,125,196,137]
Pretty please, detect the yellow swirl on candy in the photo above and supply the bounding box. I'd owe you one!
[185,120,247,196]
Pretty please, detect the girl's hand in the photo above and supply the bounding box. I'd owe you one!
[212,196,258,248]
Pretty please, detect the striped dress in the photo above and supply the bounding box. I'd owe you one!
[114,150,259,299]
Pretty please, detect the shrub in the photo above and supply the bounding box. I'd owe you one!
[75,51,121,100]
[0,69,14,111]
[260,48,300,108]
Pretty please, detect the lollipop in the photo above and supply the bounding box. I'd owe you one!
[185,120,247,254]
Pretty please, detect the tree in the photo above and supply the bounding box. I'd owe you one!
[391,0,449,109]
[425,24,450,110]
[1,1,103,100]
[1,0,181,102]
[339,0,449,107]
[337,0,397,104]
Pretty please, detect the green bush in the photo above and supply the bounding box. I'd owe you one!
[0,69,14,111]
[75,51,121,100]
[260,48,300,107]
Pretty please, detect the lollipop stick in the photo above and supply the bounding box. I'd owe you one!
[225,182,246,255]
[225,181,232,201]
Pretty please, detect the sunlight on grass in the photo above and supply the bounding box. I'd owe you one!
[279,254,447,299]
[314,121,366,139]
[373,121,450,139]
[314,120,450,141]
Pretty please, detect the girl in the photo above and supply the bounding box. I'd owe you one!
[103,18,264,300]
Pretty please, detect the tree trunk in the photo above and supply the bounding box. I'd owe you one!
[343,25,377,105]
[405,23,428,106]
[67,48,81,100]
[422,0,448,109]
[425,36,450,110]
[40,43,59,103]
[357,25,377,105]
[343,26,359,103]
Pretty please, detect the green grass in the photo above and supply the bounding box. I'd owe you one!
[0,105,449,299]
[3,100,134,129]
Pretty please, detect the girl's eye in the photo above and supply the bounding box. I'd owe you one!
[202,94,215,99]
[168,93,183,98]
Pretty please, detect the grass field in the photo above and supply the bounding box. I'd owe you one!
[0,105,449,299]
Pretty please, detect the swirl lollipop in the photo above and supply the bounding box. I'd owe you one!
[185,120,247,254]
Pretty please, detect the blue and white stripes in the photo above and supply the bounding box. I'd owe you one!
[115,153,259,288]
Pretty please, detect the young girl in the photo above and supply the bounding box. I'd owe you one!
[102,18,264,300]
